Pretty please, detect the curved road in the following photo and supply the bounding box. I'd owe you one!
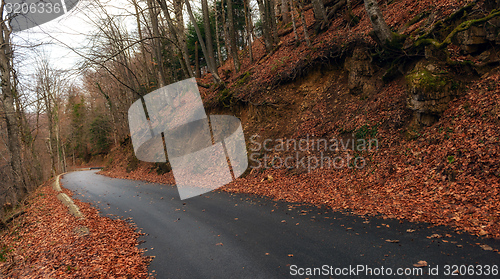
[61,171,500,278]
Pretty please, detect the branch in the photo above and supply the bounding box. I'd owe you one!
[414,9,500,50]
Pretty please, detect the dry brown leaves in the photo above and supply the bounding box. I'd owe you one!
[0,182,152,278]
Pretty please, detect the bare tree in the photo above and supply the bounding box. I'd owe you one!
[296,0,311,46]
[281,0,291,25]
[0,1,27,201]
[257,0,274,52]
[214,0,224,65]
[226,0,240,72]
[146,0,167,87]
[289,0,299,41]
[201,0,218,73]
[185,0,222,82]
[244,0,254,62]
[170,0,195,78]
[311,0,327,21]
[364,0,394,45]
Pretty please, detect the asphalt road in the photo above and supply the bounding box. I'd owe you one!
[61,171,500,278]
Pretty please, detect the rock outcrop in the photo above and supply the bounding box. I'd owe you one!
[406,61,462,126]
[345,47,375,95]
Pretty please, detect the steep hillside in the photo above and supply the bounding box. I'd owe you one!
[102,0,500,239]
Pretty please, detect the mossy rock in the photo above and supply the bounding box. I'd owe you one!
[406,61,463,125]
[406,68,449,94]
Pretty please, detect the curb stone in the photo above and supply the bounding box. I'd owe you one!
[52,173,85,221]
[52,174,62,192]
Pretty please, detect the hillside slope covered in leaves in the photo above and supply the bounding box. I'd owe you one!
[102,0,500,239]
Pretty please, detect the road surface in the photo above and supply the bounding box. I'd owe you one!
[61,171,500,278]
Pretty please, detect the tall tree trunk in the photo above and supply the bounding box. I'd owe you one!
[226,0,240,72]
[289,0,299,41]
[269,0,279,45]
[220,0,232,60]
[311,0,327,21]
[157,0,195,78]
[146,0,167,87]
[244,0,253,63]
[45,93,57,177]
[0,17,27,200]
[281,0,291,25]
[132,0,150,77]
[214,0,224,65]
[61,142,67,173]
[185,0,222,82]
[364,0,394,45]
[96,82,118,147]
[297,0,311,46]
[54,107,64,174]
[257,0,273,52]
[195,41,201,78]
[201,0,218,73]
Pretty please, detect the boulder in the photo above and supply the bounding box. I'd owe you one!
[406,61,462,126]
[345,47,375,95]
[456,25,487,53]
[455,16,500,53]
[485,17,500,45]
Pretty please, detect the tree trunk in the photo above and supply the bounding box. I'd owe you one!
[257,0,273,52]
[226,0,240,72]
[289,0,299,41]
[297,0,311,46]
[364,0,394,45]
[54,108,64,174]
[157,0,195,78]
[244,0,253,63]
[220,0,231,60]
[185,0,222,82]
[132,0,150,77]
[269,0,279,45]
[214,0,224,65]
[195,41,201,78]
[201,0,218,73]
[311,0,327,21]
[146,0,167,87]
[281,0,291,25]
[0,18,27,200]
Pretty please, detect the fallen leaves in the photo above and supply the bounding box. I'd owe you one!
[428,234,442,239]
[0,184,151,278]
[480,244,493,251]
[413,260,428,268]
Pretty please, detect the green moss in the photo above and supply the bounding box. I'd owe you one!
[217,88,234,107]
[235,72,252,86]
[447,155,455,164]
[406,69,449,92]
[386,33,408,50]
[414,8,500,50]
[355,124,378,139]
